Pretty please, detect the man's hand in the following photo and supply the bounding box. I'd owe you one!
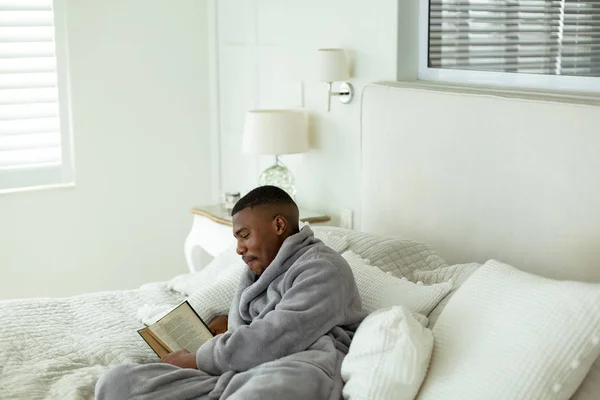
[160,349,198,369]
[209,315,228,335]
[160,316,227,369]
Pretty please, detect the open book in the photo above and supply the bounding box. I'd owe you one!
[138,301,214,358]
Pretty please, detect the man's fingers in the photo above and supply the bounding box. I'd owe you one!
[160,353,172,363]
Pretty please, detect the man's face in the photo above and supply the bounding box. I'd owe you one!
[232,207,284,276]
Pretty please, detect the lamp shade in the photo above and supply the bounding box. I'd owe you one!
[316,48,350,82]
[242,109,309,155]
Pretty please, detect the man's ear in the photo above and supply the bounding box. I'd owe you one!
[273,215,287,235]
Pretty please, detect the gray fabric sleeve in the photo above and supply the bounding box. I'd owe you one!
[195,260,347,375]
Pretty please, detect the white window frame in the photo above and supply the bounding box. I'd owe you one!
[418,0,600,93]
[0,0,74,194]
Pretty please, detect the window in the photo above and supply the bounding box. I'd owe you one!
[0,0,73,193]
[419,0,600,92]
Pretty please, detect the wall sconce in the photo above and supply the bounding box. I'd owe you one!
[316,49,354,112]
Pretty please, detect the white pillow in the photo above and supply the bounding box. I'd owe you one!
[313,229,349,253]
[342,306,434,400]
[313,227,448,278]
[139,260,243,326]
[186,263,244,323]
[167,245,244,296]
[411,263,480,286]
[342,251,452,316]
[417,259,600,400]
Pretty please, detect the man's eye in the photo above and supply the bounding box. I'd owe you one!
[242,234,250,240]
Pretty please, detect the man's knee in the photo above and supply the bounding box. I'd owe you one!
[95,364,135,399]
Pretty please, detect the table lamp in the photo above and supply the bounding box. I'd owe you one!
[242,109,309,199]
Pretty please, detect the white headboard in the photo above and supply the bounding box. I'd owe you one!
[361,82,600,282]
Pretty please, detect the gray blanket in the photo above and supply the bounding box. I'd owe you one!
[95,226,365,400]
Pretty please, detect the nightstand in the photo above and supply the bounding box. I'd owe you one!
[184,204,330,273]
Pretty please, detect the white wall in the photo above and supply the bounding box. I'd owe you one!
[216,0,398,225]
[0,0,214,299]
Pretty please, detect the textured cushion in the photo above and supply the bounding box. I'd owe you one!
[313,229,349,253]
[413,263,600,399]
[153,245,245,325]
[185,264,243,323]
[143,252,243,325]
[417,259,600,400]
[411,263,480,327]
[414,263,600,399]
[342,251,452,316]
[313,227,448,278]
[167,244,243,296]
[410,263,480,286]
[342,306,433,400]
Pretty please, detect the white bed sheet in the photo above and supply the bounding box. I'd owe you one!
[0,282,185,400]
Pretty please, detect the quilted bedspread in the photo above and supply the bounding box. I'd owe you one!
[0,228,450,400]
[0,282,186,400]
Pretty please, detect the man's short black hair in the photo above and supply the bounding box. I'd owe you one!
[231,185,297,216]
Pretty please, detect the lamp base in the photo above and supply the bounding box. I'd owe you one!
[258,157,296,199]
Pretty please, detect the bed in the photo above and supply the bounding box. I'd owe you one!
[355,82,600,400]
[0,282,185,399]
[1,82,599,399]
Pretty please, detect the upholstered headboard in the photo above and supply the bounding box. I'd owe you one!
[360,82,600,282]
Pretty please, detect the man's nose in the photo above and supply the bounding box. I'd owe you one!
[236,241,246,256]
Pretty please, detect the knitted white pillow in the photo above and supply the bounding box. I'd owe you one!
[413,263,600,398]
[140,259,243,326]
[167,245,244,296]
[342,251,452,316]
[312,227,448,278]
[313,229,349,253]
[417,259,600,400]
[342,306,433,400]
[185,263,244,323]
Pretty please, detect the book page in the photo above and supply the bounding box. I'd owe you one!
[149,302,214,353]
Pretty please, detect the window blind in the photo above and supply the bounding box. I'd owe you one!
[428,0,600,77]
[0,0,68,191]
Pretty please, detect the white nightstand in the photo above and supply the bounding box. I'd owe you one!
[184,204,331,272]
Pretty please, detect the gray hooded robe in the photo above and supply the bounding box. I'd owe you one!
[95,226,365,400]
